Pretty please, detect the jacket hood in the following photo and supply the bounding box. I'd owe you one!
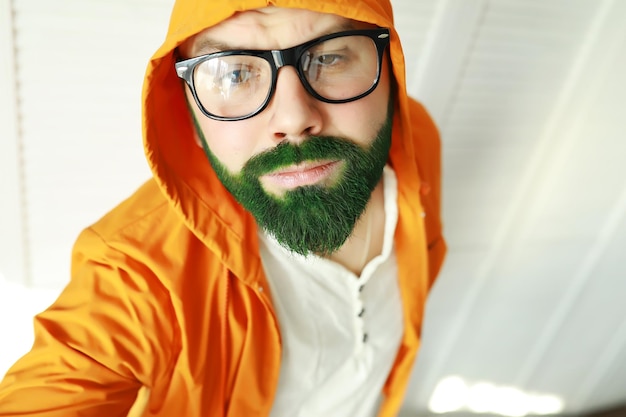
[142,0,423,275]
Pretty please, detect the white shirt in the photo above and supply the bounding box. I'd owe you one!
[259,167,403,417]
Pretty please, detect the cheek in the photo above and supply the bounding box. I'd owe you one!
[324,63,391,145]
[192,107,263,173]
[328,92,390,146]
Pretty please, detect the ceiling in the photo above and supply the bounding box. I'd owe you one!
[1,0,626,416]
[394,0,626,415]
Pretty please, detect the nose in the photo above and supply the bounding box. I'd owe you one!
[266,67,323,143]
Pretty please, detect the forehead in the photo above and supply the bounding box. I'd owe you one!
[182,7,372,57]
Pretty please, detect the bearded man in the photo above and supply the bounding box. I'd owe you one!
[0,1,445,416]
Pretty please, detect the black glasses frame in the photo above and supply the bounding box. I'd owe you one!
[175,28,391,121]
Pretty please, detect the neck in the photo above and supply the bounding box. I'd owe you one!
[327,180,385,276]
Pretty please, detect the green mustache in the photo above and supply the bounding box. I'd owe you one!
[241,135,367,179]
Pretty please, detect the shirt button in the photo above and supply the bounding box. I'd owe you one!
[358,308,365,318]
[363,333,368,343]
[358,285,364,292]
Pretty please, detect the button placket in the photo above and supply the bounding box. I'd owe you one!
[353,280,368,347]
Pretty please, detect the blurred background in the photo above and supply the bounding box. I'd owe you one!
[1,0,625,416]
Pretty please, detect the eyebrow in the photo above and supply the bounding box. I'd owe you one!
[191,21,358,56]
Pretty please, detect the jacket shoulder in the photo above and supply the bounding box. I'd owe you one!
[89,179,173,240]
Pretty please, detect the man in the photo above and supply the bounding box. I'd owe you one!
[0,0,445,416]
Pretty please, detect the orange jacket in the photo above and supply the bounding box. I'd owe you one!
[0,0,445,416]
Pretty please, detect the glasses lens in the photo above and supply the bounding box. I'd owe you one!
[300,35,380,101]
[193,55,272,119]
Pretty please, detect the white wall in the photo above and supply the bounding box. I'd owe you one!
[0,0,173,290]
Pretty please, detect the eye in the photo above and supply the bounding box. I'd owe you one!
[224,66,254,85]
[315,54,343,66]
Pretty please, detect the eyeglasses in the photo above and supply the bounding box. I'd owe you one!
[175,28,390,121]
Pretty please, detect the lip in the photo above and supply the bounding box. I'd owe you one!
[260,160,341,190]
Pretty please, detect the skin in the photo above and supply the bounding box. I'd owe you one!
[180,7,392,275]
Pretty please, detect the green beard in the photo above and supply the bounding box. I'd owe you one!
[194,106,393,257]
